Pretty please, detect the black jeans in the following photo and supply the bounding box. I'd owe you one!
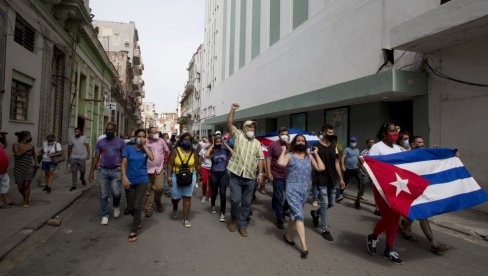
[126,183,147,232]
[344,169,364,197]
[272,178,289,224]
[210,172,229,214]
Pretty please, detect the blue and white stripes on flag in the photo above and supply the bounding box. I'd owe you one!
[369,148,488,220]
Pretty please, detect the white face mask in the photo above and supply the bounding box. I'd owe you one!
[351,142,357,148]
[319,135,324,140]
[152,133,159,139]
[246,131,255,139]
[136,138,143,145]
[280,135,289,142]
[402,139,410,147]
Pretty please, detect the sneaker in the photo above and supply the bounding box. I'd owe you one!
[228,219,238,232]
[367,234,378,255]
[81,179,87,186]
[156,203,163,213]
[201,196,208,204]
[239,227,248,237]
[312,200,319,207]
[145,210,153,217]
[321,230,334,241]
[373,210,381,216]
[172,210,178,219]
[354,200,361,210]
[336,195,344,203]
[383,250,404,264]
[101,216,109,225]
[113,207,120,218]
[310,210,319,228]
[69,186,77,191]
[276,221,285,229]
[184,220,192,228]
[195,183,199,189]
[219,213,225,222]
[211,206,217,214]
[431,243,449,253]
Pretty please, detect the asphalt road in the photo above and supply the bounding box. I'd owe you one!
[1,185,487,276]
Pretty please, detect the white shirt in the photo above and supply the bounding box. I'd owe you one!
[367,141,404,156]
[42,142,62,162]
[199,146,212,169]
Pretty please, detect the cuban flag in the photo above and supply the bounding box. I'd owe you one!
[362,148,488,220]
[256,128,319,157]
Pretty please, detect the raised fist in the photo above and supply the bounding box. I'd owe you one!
[231,103,240,110]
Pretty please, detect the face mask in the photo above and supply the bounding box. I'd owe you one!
[402,139,409,147]
[27,138,32,143]
[47,139,54,143]
[295,144,307,152]
[387,133,399,143]
[130,137,136,144]
[280,135,289,142]
[326,135,337,142]
[181,142,191,149]
[214,144,222,149]
[152,134,159,140]
[75,133,81,138]
[136,138,143,145]
[350,142,357,148]
[319,135,324,140]
[105,131,115,139]
[246,131,255,139]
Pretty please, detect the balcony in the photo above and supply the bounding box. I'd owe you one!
[133,48,141,65]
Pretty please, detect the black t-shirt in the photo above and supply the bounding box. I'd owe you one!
[314,142,338,187]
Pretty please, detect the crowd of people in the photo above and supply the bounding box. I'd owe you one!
[0,103,449,263]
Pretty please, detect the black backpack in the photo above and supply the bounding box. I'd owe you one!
[176,149,193,186]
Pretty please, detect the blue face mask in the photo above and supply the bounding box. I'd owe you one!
[105,131,115,139]
[129,137,136,144]
[181,142,191,149]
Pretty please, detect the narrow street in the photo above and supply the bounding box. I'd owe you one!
[1,184,486,275]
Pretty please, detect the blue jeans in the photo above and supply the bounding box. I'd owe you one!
[311,178,319,201]
[98,167,122,217]
[316,185,336,231]
[272,178,289,224]
[230,173,255,228]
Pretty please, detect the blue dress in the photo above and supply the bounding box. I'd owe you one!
[286,154,312,221]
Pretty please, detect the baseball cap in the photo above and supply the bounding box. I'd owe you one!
[350,136,357,142]
[215,131,222,136]
[243,120,256,127]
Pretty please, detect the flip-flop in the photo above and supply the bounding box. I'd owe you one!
[128,233,137,242]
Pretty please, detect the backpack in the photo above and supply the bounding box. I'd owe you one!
[176,149,193,186]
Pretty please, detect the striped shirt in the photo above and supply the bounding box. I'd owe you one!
[227,125,264,179]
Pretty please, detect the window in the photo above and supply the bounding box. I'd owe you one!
[291,112,307,130]
[14,15,36,52]
[10,79,31,121]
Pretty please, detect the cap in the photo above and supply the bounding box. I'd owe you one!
[243,120,256,127]
[215,131,222,136]
[350,136,357,142]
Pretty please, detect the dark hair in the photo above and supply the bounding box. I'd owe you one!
[177,132,192,147]
[75,127,82,132]
[105,122,117,130]
[321,124,334,132]
[290,134,309,152]
[397,130,411,145]
[278,127,288,134]
[376,122,395,141]
[46,134,55,141]
[409,135,423,145]
[162,132,169,139]
[365,137,375,144]
[134,129,146,137]
[15,131,31,143]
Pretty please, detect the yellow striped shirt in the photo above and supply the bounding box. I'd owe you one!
[227,125,264,179]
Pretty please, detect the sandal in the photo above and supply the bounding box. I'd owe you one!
[137,223,142,229]
[128,233,137,242]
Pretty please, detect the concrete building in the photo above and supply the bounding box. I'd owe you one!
[92,20,146,132]
[157,112,178,135]
[0,0,123,162]
[141,102,157,129]
[200,0,488,209]
[179,45,203,135]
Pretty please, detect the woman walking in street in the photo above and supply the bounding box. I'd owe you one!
[205,136,233,222]
[40,134,63,193]
[278,134,325,258]
[167,132,200,228]
[121,129,154,242]
[13,131,39,207]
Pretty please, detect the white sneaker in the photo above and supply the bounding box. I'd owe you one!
[184,220,192,228]
[195,183,199,188]
[113,207,120,218]
[201,196,207,204]
[219,213,225,222]
[101,216,109,225]
[312,200,319,207]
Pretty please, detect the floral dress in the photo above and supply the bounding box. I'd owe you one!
[286,153,312,221]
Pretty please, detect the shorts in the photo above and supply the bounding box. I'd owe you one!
[42,161,57,171]
[0,173,10,194]
[171,172,196,199]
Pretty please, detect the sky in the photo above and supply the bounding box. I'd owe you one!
[90,0,205,113]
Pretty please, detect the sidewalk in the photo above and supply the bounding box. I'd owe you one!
[340,181,488,241]
[0,168,95,261]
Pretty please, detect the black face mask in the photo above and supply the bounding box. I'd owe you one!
[27,138,32,143]
[214,144,222,149]
[325,135,337,143]
[75,133,81,138]
[105,131,115,140]
[295,144,307,152]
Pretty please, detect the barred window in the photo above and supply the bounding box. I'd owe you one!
[14,15,36,52]
[10,80,31,121]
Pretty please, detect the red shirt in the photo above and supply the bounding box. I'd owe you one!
[0,147,9,175]
[267,140,288,179]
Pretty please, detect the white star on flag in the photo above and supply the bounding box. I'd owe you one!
[390,173,411,196]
